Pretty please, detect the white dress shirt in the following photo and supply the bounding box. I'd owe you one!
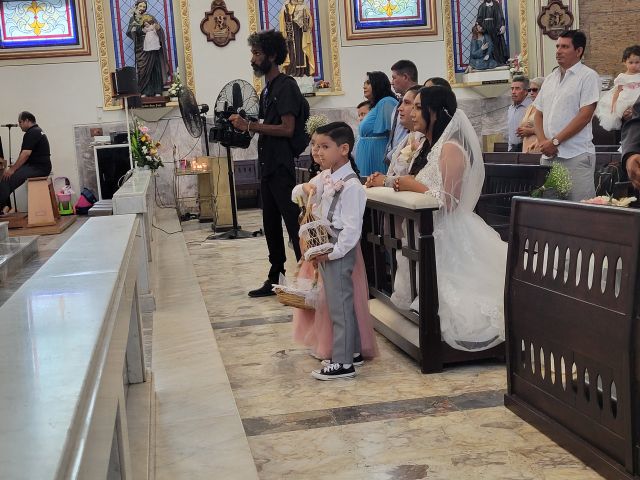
[533,61,601,159]
[292,163,366,260]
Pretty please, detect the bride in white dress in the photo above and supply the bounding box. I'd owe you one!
[392,86,507,352]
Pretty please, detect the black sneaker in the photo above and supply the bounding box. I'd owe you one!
[312,363,356,380]
[352,354,364,367]
[248,280,276,298]
[321,354,364,367]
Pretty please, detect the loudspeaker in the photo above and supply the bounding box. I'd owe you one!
[111,67,139,95]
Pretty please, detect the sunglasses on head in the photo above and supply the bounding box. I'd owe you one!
[528,88,539,92]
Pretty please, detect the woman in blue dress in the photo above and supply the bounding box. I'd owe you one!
[355,71,398,176]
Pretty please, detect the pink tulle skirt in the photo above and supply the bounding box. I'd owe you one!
[291,245,379,360]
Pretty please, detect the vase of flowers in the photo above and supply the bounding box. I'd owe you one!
[130,118,164,171]
[531,162,572,199]
[167,73,183,102]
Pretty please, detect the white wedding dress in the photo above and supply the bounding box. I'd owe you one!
[392,110,507,352]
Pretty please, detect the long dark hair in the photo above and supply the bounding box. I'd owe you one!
[409,86,457,175]
[315,121,360,176]
[366,71,395,107]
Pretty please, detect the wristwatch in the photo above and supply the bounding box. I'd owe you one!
[552,137,560,146]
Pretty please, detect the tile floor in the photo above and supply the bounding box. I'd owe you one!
[183,209,605,480]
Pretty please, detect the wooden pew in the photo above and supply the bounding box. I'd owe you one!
[362,187,504,373]
[476,164,550,241]
[234,158,261,208]
[0,215,146,479]
[504,198,640,480]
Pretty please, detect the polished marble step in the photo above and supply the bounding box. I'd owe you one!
[0,234,39,285]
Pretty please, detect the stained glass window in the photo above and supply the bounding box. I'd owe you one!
[258,0,324,81]
[451,0,510,72]
[354,0,428,29]
[0,0,80,49]
[110,0,179,77]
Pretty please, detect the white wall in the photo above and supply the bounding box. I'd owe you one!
[0,0,467,208]
[0,61,122,208]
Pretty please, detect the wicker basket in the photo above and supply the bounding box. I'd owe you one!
[299,194,333,260]
[273,267,319,310]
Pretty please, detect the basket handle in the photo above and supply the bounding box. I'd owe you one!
[301,192,315,224]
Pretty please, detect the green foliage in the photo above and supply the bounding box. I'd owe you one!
[531,161,572,199]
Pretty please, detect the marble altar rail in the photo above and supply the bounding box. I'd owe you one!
[113,168,156,313]
[0,214,146,479]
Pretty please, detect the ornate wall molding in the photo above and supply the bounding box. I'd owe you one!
[98,0,195,109]
[246,0,342,95]
[519,0,529,76]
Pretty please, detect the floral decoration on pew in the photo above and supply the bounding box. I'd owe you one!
[581,195,637,207]
[130,118,164,171]
[531,162,572,199]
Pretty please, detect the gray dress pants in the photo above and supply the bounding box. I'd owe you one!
[541,152,596,201]
[319,246,361,364]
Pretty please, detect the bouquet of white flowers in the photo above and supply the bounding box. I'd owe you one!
[168,73,183,98]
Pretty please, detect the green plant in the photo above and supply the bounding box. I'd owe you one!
[130,118,164,171]
[531,161,572,199]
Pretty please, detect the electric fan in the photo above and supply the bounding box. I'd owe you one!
[178,85,210,154]
[207,79,261,240]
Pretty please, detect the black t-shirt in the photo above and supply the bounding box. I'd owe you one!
[21,124,51,171]
[258,73,303,177]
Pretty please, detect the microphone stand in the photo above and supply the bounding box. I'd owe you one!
[1,124,17,210]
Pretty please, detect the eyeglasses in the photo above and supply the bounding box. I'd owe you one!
[528,88,539,92]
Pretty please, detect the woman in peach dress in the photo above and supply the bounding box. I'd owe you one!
[517,77,544,153]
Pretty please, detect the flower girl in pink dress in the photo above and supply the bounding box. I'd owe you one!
[291,121,377,372]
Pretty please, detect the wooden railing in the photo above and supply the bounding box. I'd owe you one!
[362,187,504,373]
[505,197,640,480]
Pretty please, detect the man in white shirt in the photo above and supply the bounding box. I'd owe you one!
[385,60,419,165]
[534,30,600,201]
[507,76,531,152]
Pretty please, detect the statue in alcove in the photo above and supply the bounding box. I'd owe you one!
[476,0,508,65]
[278,0,316,77]
[127,0,170,96]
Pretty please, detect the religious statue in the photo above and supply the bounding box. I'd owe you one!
[467,24,498,71]
[278,0,316,77]
[127,0,170,96]
[476,0,508,65]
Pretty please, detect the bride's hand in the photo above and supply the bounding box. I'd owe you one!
[394,175,428,193]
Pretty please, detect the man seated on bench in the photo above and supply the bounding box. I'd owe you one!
[0,111,51,215]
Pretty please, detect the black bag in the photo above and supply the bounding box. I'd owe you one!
[270,74,310,158]
[595,161,624,196]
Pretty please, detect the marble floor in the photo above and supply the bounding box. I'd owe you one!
[183,209,605,480]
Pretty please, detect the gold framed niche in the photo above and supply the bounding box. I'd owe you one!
[246,0,342,95]
[95,0,196,109]
[443,0,529,87]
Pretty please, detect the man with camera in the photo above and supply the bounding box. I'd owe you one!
[230,30,308,297]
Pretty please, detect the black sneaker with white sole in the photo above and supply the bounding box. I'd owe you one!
[321,354,364,367]
[352,354,364,366]
[312,363,356,380]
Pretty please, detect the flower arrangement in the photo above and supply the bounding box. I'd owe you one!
[130,118,164,171]
[531,162,572,199]
[305,114,329,135]
[581,195,637,207]
[316,80,330,89]
[167,73,183,98]
[508,53,526,76]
